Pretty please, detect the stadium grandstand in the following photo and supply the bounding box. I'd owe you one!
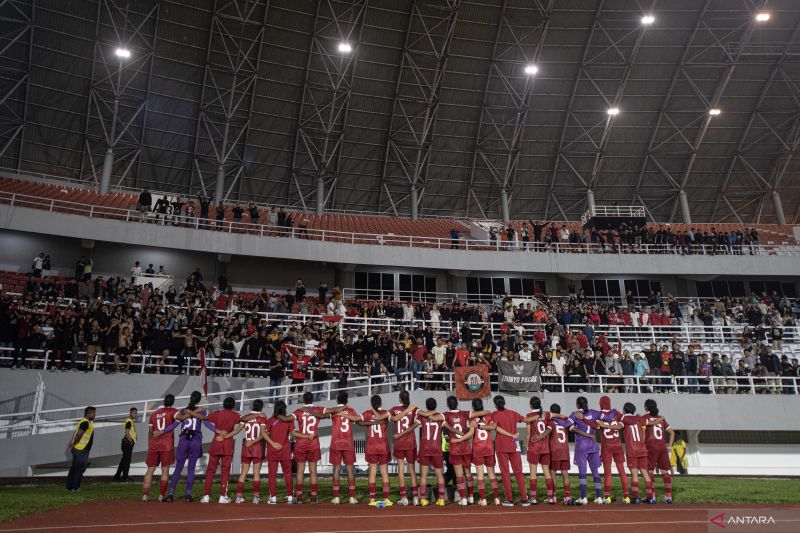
[0,0,799,530]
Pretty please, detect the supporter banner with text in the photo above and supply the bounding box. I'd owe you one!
[455,365,491,400]
[497,361,541,392]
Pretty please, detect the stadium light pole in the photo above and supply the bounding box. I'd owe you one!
[100,47,131,195]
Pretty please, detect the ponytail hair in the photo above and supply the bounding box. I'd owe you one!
[529,396,542,414]
[644,398,659,416]
[370,395,382,411]
[493,395,506,411]
[399,390,410,408]
[447,395,458,411]
[623,402,636,415]
[471,398,484,411]
[187,391,202,411]
[273,400,287,417]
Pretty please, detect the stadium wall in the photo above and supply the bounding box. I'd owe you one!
[1,371,799,477]
[3,204,800,277]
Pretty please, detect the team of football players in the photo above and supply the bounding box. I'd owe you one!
[142,391,675,507]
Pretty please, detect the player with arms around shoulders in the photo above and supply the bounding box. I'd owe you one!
[460,398,500,506]
[555,396,605,505]
[547,403,574,505]
[644,399,675,504]
[302,391,363,504]
[416,398,447,506]
[200,396,241,504]
[231,399,268,504]
[522,396,554,505]
[359,395,396,507]
[143,394,178,502]
[291,391,327,504]
[490,395,530,507]
[389,390,420,506]
[577,396,630,504]
[442,396,476,506]
[612,402,657,504]
[263,400,313,504]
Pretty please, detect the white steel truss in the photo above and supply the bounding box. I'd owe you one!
[0,0,34,169]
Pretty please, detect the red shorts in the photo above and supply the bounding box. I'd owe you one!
[526,452,550,466]
[393,448,416,463]
[601,447,625,465]
[365,453,391,465]
[294,447,321,463]
[418,454,443,469]
[471,454,496,467]
[241,443,264,463]
[627,454,648,471]
[145,449,174,468]
[330,448,356,466]
[647,448,671,472]
[550,459,570,472]
[449,453,471,467]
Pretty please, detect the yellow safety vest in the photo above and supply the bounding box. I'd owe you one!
[442,435,449,453]
[72,418,94,451]
[124,417,137,443]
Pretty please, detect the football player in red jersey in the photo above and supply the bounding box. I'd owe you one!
[264,400,313,504]
[617,402,655,504]
[416,398,447,506]
[547,403,573,505]
[201,397,242,503]
[233,399,268,503]
[597,396,629,503]
[291,391,327,504]
[461,398,500,506]
[359,395,393,506]
[491,395,529,506]
[522,396,554,505]
[442,396,474,506]
[303,391,362,504]
[389,390,419,506]
[644,399,674,504]
[143,394,178,502]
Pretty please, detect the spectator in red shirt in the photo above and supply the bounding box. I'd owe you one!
[410,340,427,388]
[454,342,470,367]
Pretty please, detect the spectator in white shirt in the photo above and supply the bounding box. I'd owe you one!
[518,344,532,362]
[130,261,142,282]
[552,350,567,376]
[429,306,441,333]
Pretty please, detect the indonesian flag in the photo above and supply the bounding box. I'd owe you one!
[617,337,623,355]
[199,347,208,398]
[322,315,342,325]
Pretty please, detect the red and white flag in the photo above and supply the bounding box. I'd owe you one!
[617,337,623,355]
[198,347,208,398]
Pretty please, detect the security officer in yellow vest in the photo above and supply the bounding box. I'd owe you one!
[114,407,138,481]
[66,406,96,491]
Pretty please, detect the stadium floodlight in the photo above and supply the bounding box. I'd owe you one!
[114,47,131,59]
[337,41,353,53]
[607,107,620,116]
[709,108,721,116]
[524,64,538,75]
[641,15,655,25]
[755,12,770,22]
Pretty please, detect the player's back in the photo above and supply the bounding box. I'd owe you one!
[390,405,417,450]
[644,416,670,450]
[444,410,471,456]
[547,419,570,461]
[208,409,240,455]
[243,415,268,442]
[471,415,494,457]
[149,407,177,451]
[330,406,358,450]
[363,409,390,455]
[526,412,550,454]
[419,417,443,456]
[599,410,622,449]
[294,406,323,450]
[621,414,647,457]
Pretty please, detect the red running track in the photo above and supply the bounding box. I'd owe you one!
[1,502,798,533]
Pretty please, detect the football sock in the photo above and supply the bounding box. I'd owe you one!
[159,478,168,497]
[545,477,554,500]
[369,482,376,499]
[466,474,474,498]
[142,482,151,497]
[253,480,260,497]
[592,474,602,499]
[236,481,244,496]
[383,482,390,499]
[663,473,672,498]
[529,478,537,499]
[296,484,303,499]
[579,478,587,499]
[490,478,499,499]
[399,485,407,499]
[418,482,426,499]
[564,476,571,499]
[348,481,355,498]
[632,479,639,499]
[456,476,465,500]
[478,478,486,500]
[645,478,654,499]
[437,481,445,501]
[333,478,340,498]
[311,483,318,499]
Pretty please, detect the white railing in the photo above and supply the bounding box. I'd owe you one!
[2,189,798,255]
[1,368,796,440]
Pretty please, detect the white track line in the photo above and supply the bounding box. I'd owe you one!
[309,520,709,533]
[0,506,754,532]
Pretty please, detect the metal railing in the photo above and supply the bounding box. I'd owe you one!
[2,189,798,255]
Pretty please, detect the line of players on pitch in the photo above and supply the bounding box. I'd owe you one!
[141,390,675,508]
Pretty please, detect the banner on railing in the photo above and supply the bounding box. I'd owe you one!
[497,361,541,392]
[455,365,490,400]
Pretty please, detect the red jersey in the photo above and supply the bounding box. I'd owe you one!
[525,412,550,455]
[599,410,622,450]
[470,415,494,457]
[621,414,647,457]
[330,406,360,451]
[362,409,390,456]
[293,405,324,452]
[148,407,178,452]
[207,409,241,455]
[644,416,670,452]
[389,405,417,451]
[547,419,571,462]
[444,410,471,456]
[242,414,268,443]
[492,409,523,453]
[291,354,313,379]
[265,417,293,460]
[418,416,443,456]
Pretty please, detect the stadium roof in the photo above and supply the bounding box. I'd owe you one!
[2,0,800,223]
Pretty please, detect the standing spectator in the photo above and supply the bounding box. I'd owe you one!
[450,228,460,249]
[171,197,185,226]
[41,255,51,278]
[318,282,328,306]
[215,202,226,229]
[82,258,93,281]
[232,203,244,228]
[130,261,142,282]
[248,201,260,224]
[66,406,96,491]
[197,193,211,222]
[114,407,138,481]
[137,186,152,212]
[31,253,45,277]
[295,279,307,303]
